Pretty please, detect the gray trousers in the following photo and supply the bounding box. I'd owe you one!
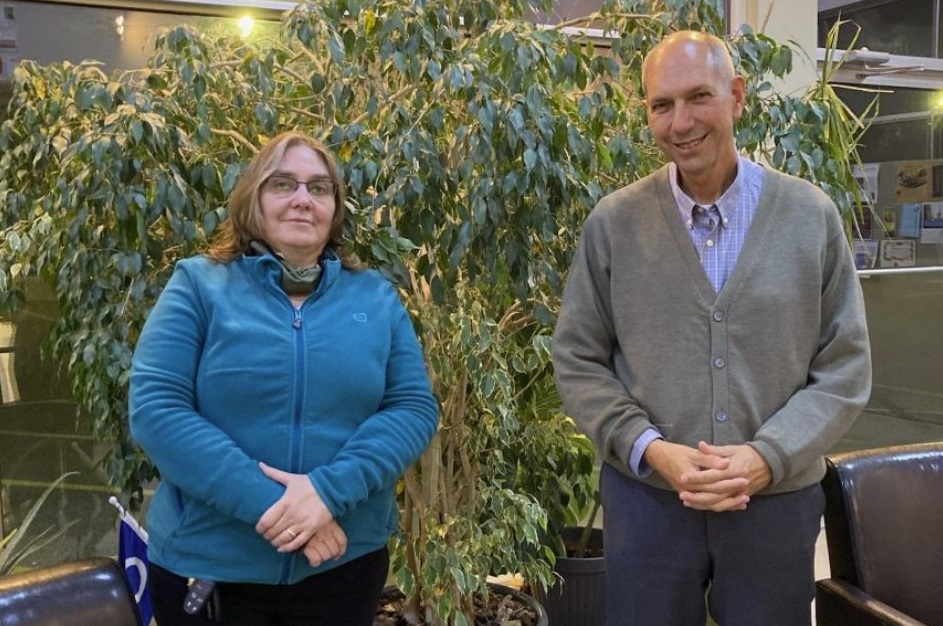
[601,462,824,626]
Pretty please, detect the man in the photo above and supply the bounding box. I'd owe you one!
[552,30,871,626]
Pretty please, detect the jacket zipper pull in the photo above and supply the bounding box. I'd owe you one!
[292,307,302,329]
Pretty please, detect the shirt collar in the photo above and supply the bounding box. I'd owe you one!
[668,155,763,227]
[670,156,758,226]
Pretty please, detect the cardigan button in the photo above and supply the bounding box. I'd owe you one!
[715,410,728,422]
[713,357,726,368]
[712,310,725,322]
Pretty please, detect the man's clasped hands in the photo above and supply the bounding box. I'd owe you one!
[645,440,773,512]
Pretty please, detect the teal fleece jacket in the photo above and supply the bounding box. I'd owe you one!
[129,251,438,584]
[553,166,872,493]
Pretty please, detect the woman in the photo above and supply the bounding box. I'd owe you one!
[129,131,439,625]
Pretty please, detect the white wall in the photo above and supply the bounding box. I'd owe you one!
[728,0,820,96]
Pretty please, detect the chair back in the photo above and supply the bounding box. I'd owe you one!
[0,557,142,626]
[823,442,943,626]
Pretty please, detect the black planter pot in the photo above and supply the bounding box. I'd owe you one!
[536,527,606,626]
[492,582,549,626]
[376,582,548,626]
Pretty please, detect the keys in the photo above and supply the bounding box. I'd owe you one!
[184,578,219,621]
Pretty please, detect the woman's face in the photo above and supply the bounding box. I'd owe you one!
[259,144,336,267]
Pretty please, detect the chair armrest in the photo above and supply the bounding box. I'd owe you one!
[0,557,142,626]
[816,579,928,626]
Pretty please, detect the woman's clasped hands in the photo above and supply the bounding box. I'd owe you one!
[254,462,348,567]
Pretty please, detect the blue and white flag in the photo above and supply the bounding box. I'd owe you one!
[110,497,154,626]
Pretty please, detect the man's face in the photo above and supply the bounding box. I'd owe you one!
[643,39,745,185]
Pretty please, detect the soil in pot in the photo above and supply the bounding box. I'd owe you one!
[563,526,604,559]
[374,583,546,626]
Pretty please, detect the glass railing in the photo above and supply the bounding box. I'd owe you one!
[834,267,943,452]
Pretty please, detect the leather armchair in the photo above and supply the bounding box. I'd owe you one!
[816,442,943,626]
[0,557,142,626]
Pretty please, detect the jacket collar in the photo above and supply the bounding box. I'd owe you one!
[246,247,341,297]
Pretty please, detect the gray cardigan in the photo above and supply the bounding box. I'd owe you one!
[552,165,872,494]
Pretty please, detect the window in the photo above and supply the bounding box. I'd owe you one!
[819,0,938,58]
[819,1,943,456]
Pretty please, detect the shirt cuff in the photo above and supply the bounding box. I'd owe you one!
[629,428,663,478]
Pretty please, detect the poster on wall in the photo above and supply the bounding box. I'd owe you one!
[919,203,943,244]
[856,207,874,239]
[882,207,897,238]
[934,165,943,200]
[893,162,933,204]
[879,239,917,268]
[898,203,923,239]
[853,239,879,270]
[853,163,880,207]
[0,1,17,81]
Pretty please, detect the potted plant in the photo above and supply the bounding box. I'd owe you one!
[538,496,606,626]
[0,0,872,624]
[515,411,605,626]
[1,472,78,576]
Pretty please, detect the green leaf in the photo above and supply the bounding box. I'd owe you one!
[523,148,537,171]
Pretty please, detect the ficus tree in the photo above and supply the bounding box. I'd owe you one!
[0,0,868,623]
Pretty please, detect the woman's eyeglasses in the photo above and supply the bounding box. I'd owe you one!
[263,175,335,199]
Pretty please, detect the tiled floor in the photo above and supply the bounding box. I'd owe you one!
[814,522,830,582]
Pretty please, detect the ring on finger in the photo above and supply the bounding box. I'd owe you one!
[286,528,298,540]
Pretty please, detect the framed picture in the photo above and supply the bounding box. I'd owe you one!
[879,239,916,268]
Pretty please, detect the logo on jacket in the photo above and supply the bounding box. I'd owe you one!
[353,313,367,322]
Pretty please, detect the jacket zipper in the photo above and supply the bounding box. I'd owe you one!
[290,305,305,473]
[280,304,307,583]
